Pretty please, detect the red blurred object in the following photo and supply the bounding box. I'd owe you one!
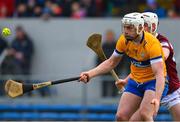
[52,4,62,16]
[0,0,15,18]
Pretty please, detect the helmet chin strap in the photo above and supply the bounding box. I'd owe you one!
[133,26,143,42]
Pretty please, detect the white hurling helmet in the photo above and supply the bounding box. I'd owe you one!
[142,12,158,33]
[122,12,144,34]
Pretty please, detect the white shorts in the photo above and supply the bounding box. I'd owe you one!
[161,88,180,109]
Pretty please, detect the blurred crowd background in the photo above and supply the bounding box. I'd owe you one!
[0,0,180,101]
[0,0,180,19]
[0,0,180,121]
[0,0,180,104]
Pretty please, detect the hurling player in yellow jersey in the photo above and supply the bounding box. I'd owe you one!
[79,12,168,121]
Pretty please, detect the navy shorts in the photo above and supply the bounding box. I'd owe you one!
[124,78,169,98]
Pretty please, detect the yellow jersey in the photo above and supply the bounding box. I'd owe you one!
[114,31,166,83]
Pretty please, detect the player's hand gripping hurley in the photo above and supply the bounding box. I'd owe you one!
[87,33,125,92]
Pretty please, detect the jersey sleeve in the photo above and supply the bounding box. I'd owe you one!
[157,34,171,50]
[149,42,163,64]
[113,35,126,57]
[160,41,170,50]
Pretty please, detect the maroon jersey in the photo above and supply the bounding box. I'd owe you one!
[157,33,180,94]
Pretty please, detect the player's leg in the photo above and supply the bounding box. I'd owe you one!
[138,90,155,121]
[169,103,180,121]
[116,92,142,121]
[129,108,142,121]
[130,80,168,121]
[162,88,180,121]
[130,90,159,121]
[116,78,142,121]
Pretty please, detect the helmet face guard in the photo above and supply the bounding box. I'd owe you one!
[121,24,137,41]
[142,12,158,34]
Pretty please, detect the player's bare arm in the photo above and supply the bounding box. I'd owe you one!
[79,55,122,83]
[152,61,165,100]
[151,61,165,115]
[162,48,170,60]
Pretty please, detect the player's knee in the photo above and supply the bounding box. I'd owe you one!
[116,111,129,121]
[139,108,152,120]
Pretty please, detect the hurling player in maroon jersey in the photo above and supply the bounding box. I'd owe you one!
[142,12,180,121]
